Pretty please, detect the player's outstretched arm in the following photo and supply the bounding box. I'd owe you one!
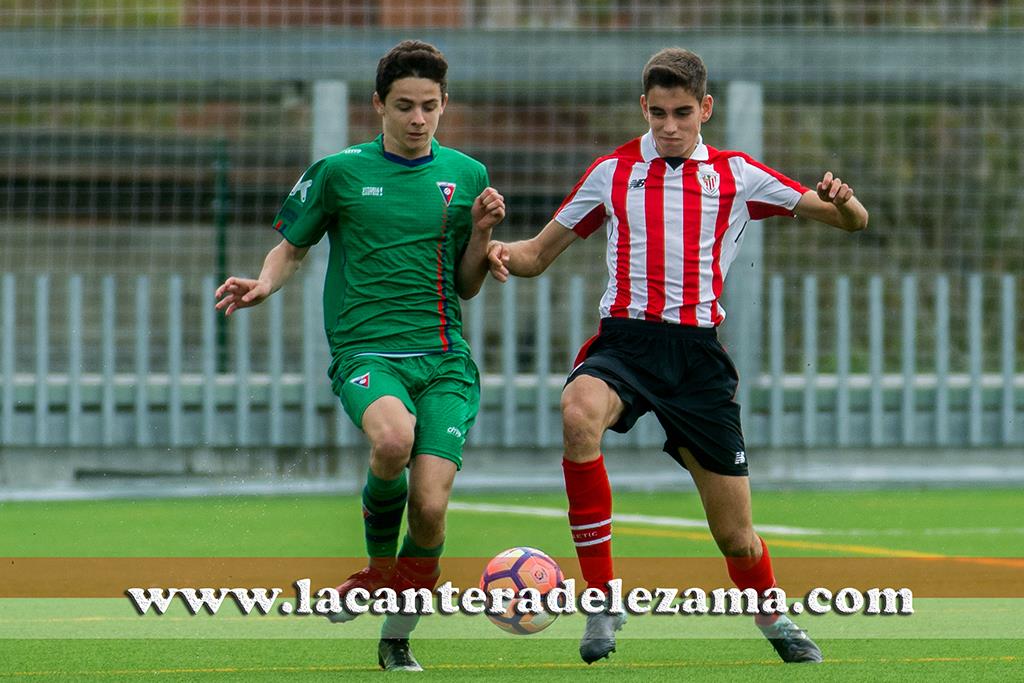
[487,219,578,281]
[457,187,506,299]
[215,239,309,316]
[794,171,869,232]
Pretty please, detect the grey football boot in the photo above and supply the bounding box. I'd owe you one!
[757,615,823,663]
[377,638,424,672]
[579,609,627,664]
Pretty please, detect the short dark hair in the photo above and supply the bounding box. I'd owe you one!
[642,48,707,100]
[375,40,448,102]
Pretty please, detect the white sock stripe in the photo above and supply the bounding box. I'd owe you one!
[573,534,612,547]
[569,518,612,531]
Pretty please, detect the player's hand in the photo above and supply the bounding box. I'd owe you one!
[214,277,271,316]
[472,187,505,232]
[816,171,855,206]
[487,240,511,282]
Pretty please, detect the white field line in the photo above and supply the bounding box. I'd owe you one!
[449,502,1024,537]
[447,501,823,536]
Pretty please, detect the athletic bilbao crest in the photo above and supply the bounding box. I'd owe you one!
[350,372,370,388]
[698,169,720,196]
[437,181,456,206]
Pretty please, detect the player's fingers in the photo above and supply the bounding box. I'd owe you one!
[486,256,507,281]
[822,171,834,186]
[489,265,508,282]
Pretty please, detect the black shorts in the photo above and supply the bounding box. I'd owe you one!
[567,317,748,477]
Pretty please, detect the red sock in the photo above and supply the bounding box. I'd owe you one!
[725,536,779,625]
[563,455,614,594]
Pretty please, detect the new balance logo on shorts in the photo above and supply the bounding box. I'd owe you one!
[734,451,746,465]
[350,372,370,388]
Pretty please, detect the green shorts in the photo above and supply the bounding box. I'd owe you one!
[331,353,480,470]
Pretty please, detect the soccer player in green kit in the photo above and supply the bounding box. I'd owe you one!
[215,41,505,672]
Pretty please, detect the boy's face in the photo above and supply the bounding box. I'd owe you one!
[641,86,713,159]
[373,77,447,159]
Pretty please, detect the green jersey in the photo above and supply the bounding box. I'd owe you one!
[273,135,489,363]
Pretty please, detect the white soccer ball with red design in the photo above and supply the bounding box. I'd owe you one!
[479,546,564,635]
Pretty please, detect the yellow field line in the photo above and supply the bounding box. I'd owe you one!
[614,525,945,558]
[1,655,1017,677]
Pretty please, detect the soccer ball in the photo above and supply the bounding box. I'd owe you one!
[479,546,564,635]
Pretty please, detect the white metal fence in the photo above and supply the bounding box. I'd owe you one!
[1,271,1020,451]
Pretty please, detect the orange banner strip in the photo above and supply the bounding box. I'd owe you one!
[1,556,1022,598]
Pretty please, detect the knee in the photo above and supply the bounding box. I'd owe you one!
[561,396,604,452]
[369,427,414,475]
[715,528,759,559]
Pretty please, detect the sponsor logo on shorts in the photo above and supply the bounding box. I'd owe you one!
[446,426,463,440]
[734,451,746,465]
[350,372,370,388]
[342,147,362,154]
[362,186,384,197]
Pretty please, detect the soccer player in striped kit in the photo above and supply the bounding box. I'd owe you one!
[216,41,505,671]
[488,48,867,664]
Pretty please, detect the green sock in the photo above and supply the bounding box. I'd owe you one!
[381,534,444,640]
[362,470,408,572]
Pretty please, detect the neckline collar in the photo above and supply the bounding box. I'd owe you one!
[640,130,709,164]
[377,134,436,167]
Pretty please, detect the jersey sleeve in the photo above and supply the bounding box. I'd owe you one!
[553,158,614,238]
[454,162,491,269]
[737,155,809,221]
[272,158,338,247]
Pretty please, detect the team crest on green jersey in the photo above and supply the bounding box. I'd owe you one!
[437,182,456,206]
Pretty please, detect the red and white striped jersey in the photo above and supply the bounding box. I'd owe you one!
[555,131,808,327]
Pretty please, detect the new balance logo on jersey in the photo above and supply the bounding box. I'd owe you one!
[362,186,384,197]
[734,451,746,465]
[628,178,646,190]
[290,178,313,202]
[698,170,720,196]
[350,373,370,388]
[437,182,456,206]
